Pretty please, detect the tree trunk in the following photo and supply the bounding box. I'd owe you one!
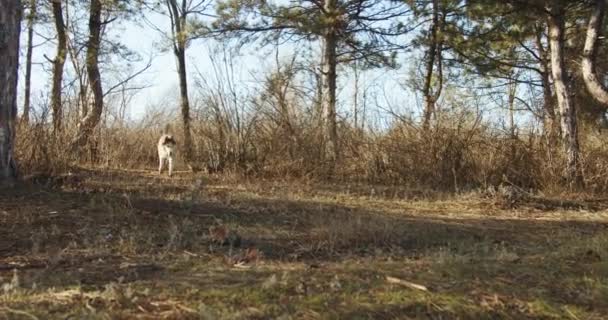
[167,0,194,168]
[322,0,339,173]
[314,66,324,131]
[582,0,608,105]
[176,47,194,166]
[51,0,67,133]
[547,5,581,186]
[507,81,517,138]
[534,24,559,141]
[422,0,441,130]
[214,110,227,172]
[353,60,359,130]
[540,70,557,135]
[0,0,22,184]
[72,0,103,148]
[22,0,36,125]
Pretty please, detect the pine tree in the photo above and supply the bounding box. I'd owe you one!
[213,0,409,175]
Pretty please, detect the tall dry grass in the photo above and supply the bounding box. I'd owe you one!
[14,55,608,194]
[15,102,608,195]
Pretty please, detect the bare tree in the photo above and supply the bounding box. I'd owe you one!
[0,0,22,183]
[195,44,255,172]
[162,0,211,169]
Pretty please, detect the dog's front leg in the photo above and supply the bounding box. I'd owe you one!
[158,156,164,175]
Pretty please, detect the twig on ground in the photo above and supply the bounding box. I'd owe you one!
[386,276,429,292]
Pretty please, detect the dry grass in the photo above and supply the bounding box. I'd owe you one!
[1,168,607,319]
[17,108,608,196]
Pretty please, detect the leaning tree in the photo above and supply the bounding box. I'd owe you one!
[582,0,608,106]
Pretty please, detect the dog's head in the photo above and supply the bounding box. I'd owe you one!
[159,134,177,157]
[162,135,176,147]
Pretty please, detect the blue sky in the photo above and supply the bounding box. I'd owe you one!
[21,10,185,120]
[18,3,419,127]
[17,2,533,132]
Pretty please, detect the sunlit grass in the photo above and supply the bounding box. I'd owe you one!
[1,168,607,319]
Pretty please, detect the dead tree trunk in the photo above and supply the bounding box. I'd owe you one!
[167,0,194,168]
[72,0,103,149]
[547,5,582,186]
[51,0,67,133]
[582,0,608,105]
[0,0,22,184]
[321,0,339,174]
[22,0,36,125]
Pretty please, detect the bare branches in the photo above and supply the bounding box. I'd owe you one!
[103,56,153,98]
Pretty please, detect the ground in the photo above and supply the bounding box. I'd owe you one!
[1,168,607,319]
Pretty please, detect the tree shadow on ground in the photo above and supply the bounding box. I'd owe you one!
[1,169,607,318]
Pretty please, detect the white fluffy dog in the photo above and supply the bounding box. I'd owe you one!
[158,134,176,177]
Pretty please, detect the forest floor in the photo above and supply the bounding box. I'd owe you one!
[1,168,607,319]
